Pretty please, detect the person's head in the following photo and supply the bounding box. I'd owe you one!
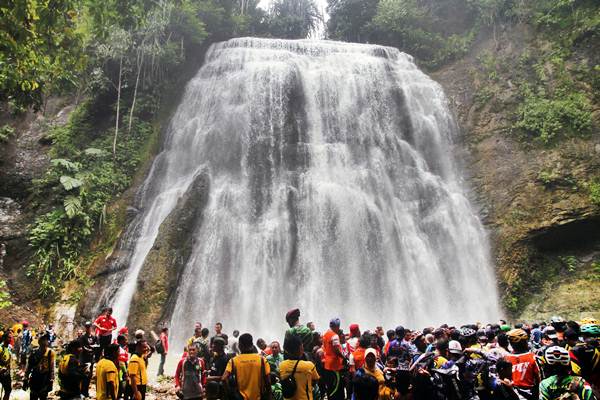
[542,326,558,345]
[365,348,377,369]
[507,329,529,352]
[339,330,346,344]
[312,331,322,347]
[212,337,226,354]
[545,346,571,376]
[425,333,434,345]
[233,330,240,338]
[135,329,145,340]
[285,309,301,328]
[436,339,449,357]
[22,320,29,329]
[307,322,315,331]
[201,327,209,338]
[105,344,119,362]
[38,334,49,349]
[161,327,169,334]
[135,339,147,355]
[76,328,84,337]
[414,334,427,353]
[550,316,566,332]
[349,324,360,338]
[1,331,11,345]
[187,344,198,358]
[448,340,462,360]
[84,320,92,332]
[102,307,113,316]
[284,334,304,359]
[117,334,127,345]
[496,359,513,380]
[358,333,371,349]
[215,322,222,334]
[270,341,281,356]
[497,333,509,350]
[256,338,267,350]
[48,323,54,330]
[330,318,341,334]
[580,324,600,343]
[194,322,202,330]
[565,328,579,346]
[66,339,82,355]
[239,333,254,353]
[395,325,405,340]
[118,326,129,336]
[386,330,396,342]
[376,326,384,336]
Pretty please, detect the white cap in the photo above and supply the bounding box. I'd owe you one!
[365,348,378,359]
[448,340,462,354]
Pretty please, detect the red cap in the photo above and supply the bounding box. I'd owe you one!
[285,308,300,322]
[118,327,129,334]
[22,320,29,326]
[349,324,360,335]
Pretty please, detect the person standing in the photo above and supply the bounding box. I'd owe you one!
[96,344,119,400]
[175,345,205,400]
[322,318,346,400]
[128,340,149,400]
[285,309,313,356]
[222,333,271,400]
[94,307,117,357]
[230,330,241,355]
[0,332,12,400]
[157,327,169,376]
[266,341,283,374]
[20,320,33,370]
[79,321,98,397]
[25,334,54,400]
[206,337,229,400]
[279,334,320,400]
[58,340,87,400]
[540,346,594,400]
[505,329,541,400]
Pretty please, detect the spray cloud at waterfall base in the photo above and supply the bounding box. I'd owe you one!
[102,38,500,347]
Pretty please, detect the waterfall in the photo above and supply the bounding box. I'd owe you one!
[107,38,500,345]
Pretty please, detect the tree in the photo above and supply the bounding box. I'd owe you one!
[327,0,379,42]
[268,0,323,39]
[0,0,84,111]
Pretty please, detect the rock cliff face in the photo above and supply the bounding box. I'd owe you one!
[431,24,600,320]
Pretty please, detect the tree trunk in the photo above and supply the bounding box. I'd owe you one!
[113,56,123,160]
[128,48,145,134]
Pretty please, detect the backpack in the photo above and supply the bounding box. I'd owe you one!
[155,338,165,355]
[281,360,300,398]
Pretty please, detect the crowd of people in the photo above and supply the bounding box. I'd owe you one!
[0,307,598,400]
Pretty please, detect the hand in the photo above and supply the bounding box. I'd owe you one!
[500,378,513,388]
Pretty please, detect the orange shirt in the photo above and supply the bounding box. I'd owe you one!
[351,347,366,370]
[323,329,344,371]
[505,352,540,389]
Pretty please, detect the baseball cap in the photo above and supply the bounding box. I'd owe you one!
[448,340,463,354]
[543,326,558,339]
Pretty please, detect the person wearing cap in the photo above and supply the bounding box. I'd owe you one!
[540,346,594,400]
[285,309,313,357]
[353,348,394,400]
[79,320,98,397]
[446,340,463,365]
[25,333,55,400]
[570,324,600,398]
[505,329,541,400]
[94,307,117,358]
[222,333,271,400]
[322,318,346,400]
[347,324,361,353]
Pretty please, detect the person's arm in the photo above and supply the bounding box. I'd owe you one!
[331,335,344,359]
[175,359,183,388]
[106,370,118,400]
[221,358,233,382]
[128,360,143,400]
[49,351,55,381]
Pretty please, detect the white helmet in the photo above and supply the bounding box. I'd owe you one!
[545,346,570,366]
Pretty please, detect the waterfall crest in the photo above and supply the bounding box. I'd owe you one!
[106,37,500,344]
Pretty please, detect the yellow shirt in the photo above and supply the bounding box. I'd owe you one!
[96,358,119,400]
[434,355,448,369]
[225,353,271,400]
[128,354,148,386]
[279,360,320,400]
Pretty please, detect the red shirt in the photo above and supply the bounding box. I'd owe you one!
[323,329,344,371]
[161,332,169,353]
[505,352,540,389]
[94,314,117,336]
[175,356,205,387]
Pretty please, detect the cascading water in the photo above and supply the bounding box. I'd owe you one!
[106,37,500,346]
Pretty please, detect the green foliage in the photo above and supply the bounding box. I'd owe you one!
[515,88,592,144]
[268,0,323,39]
[0,0,85,110]
[559,255,578,273]
[0,280,11,309]
[589,181,600,207]
[0,125,15,142]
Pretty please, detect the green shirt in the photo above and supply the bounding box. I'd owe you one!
[539,375,593,400]
[285,326,313,354]
[266,353,284,373]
